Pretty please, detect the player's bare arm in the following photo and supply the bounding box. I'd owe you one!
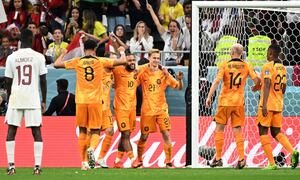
[40,74,47,113]
[262,78,271,117]
[112,46,127,66]
[175,71,184,90]
[54,50,68,68]
[206,78,221,108]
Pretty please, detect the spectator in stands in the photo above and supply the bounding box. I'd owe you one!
[0,35,13,67]
[65,7,83,43]
[43,0,69,29]
[27,1,44,27]
[27,22,45,54]
[6,23,20,51]
[81,9,109,56]
[46,28,68,63]
[159,0,184,30]
[147,3,184,66]
[128,0,160,35]
[179,14,190,66]
[105,24,128,56]
[79,0,104,21]
[7,0,29,29]
[176,0,191,28]
[39,23,54,50]
[44,79,76,116]
[129,21,154,65]
[106,0,126,33]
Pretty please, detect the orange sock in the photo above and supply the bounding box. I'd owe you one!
[99,134,113,160]
[137,140,146,162]
[127,151,134,160]
[260,135,275,165]
[78,133,87,162]
[84,133,91,162]
[234,131,244,161]
[164,143,172,164]
[215,131,224,160]
[90,134,100,150]
[275,133,294,154]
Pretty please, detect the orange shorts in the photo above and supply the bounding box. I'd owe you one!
[101,109,113,130]
[141,113,170,134]
[76,103,102,129]
[257,109,282,128]
[115,109,136,132]
[214,106,245,127]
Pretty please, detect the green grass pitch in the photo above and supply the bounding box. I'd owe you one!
[0,168,300,180]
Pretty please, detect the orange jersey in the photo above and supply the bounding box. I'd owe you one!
[102,70,114,111]
[65,56,114,104]
[139,67,179,116]
[259,61,286,112]
[113,66,140,110]
[216,59,257,106]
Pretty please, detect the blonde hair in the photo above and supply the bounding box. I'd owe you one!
[148,49,160,57]
[133,21,150,41]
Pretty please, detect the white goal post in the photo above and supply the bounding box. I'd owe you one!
[191,1,300,168]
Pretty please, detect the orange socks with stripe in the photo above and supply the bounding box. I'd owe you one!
[234,131,245,161]
[215,131,224,160]
[260,135,275,165]
[164,143,173,164]
[275,133,294,154]
[99,134,113,160]
[137,140,146,162]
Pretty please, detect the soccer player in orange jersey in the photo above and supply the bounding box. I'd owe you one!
[94,67,114,168]
[112,52,141,168]
[206,43,260,169]
[54,40,127,170]
[132,49,184,168]
[253,44,299,170]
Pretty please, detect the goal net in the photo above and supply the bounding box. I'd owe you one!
[191,1,300,168]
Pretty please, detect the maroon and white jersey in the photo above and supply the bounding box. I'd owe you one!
[5,48,47,109]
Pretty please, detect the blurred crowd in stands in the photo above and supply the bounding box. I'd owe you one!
[0,0,191,67]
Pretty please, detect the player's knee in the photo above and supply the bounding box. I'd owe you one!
[121,130,131,139]
[6,125,17,141]
[31,127,42,141]
[270,127,280,138]
[161,131,170,142]
[258,123,268,136]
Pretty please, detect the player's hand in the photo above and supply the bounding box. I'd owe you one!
[262,106,268,117]
[251,84,261,92]
[41,102,46,113]
[206,98,212,108]
[176,71,184,80]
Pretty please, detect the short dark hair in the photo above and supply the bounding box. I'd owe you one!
[84,39,97,51]
[125,49,134,56]
[20,29,33,45]
[56,79,68,90]
[268,44,281,57]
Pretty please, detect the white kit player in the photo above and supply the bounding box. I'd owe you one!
[5,29,47,175]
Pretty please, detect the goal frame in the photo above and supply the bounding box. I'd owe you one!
[191,1,300,168]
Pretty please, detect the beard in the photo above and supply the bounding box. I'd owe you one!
[125,64,135,71]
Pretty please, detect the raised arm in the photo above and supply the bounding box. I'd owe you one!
[146,3,166,35]
[112,46,127,66]
[176,71,184,90]
[54,51,67,68]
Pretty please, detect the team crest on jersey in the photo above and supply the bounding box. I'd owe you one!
[144,126,149,132]
[264,70,270,75]
[121,122,126,128]
[156,79,161,84]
